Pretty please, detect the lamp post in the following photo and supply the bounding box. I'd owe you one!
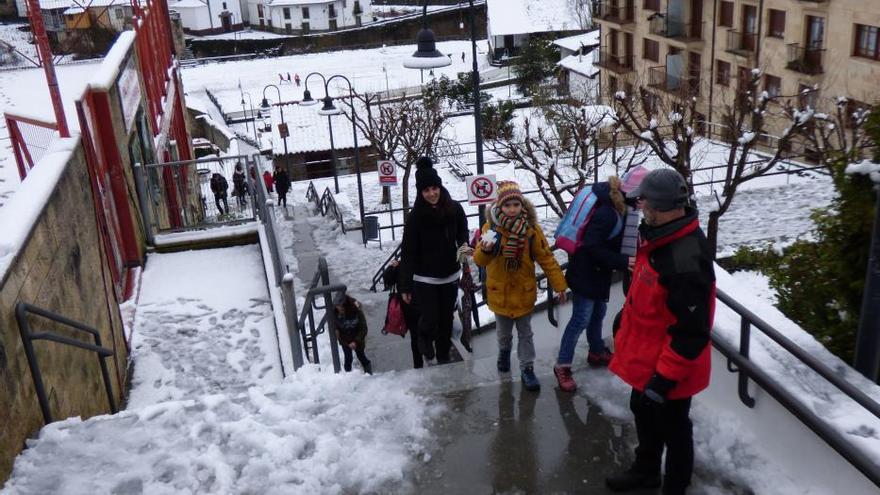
[241,91,258,143]
[261,84,287,170]
[301,72,341,194]
[404,0,486,227]
[854,188,880,382]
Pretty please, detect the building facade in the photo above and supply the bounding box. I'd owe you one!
[246,0,370,34]
[593,0,880,149]
[169,0,244,35]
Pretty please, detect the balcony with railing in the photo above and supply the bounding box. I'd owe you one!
[648,66,697,96]
[787,43,825,75]
[726,30,758,56]
[593,51,634,74]
[649,14,704,44]
[595,1,635,25]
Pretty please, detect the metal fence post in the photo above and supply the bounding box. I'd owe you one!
[281,273,305,371]
[855,189,880,382]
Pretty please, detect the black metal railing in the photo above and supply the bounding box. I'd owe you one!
[648,66,696,95]
[16,302,118,425]
[714,288,880,487]
[650,15,704,41]
[726,30,758,55]
[595,1,635,24]
[296,257,347,372]
[318,187,348,233]
[787,43,825,75]
[593,51,634,73]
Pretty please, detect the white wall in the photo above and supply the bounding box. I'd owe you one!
[170,0,243,32]
[264,0,370,33]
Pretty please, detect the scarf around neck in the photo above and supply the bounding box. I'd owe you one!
[493,206,530,272]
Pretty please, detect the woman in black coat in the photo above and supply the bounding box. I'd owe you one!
[399,156,469,364]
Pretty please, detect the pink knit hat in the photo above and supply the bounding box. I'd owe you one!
[619,165,650,194]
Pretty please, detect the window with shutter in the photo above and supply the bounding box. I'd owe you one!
[764,74,781,97]
[719,2,733,28]
[854,24,880,60]
[643,38,659,62]
[644,0,660,11]
[768,10,785,39]
[715,60,730,86]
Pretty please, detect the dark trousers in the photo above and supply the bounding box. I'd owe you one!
[214,195,228,215]
[402,299,423,369]
[277,189,288,207]
[413,281,458,362]
[341,341,370,372]
[629,389,694,493]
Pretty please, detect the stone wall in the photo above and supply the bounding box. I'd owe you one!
[0,141,129,481]
[189,5,487,58]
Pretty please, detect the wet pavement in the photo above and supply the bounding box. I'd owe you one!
[406,381,634,494]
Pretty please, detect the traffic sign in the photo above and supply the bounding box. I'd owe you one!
[377,160,397,185]
[466,174,497,205]
[277,122,289,139]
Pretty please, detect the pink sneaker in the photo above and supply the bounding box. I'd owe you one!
[554,365,577,392]
[587,349,613,367]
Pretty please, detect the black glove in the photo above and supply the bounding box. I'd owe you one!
[642,373,676,405]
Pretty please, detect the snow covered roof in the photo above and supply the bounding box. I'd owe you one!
[553,30,600,52]
[557,53,598,78]
[45,0,132,10]
[168,0,206,8]
[486,0,587,36]
[268,99,371,155]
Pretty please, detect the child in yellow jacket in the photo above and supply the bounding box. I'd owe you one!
[473,181,568,391]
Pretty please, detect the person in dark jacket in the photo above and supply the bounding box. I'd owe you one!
[553,177,631,392]
[399,156,469,364]
[333,293,372,374]
[605,169,715,495]
[232,164,249,208]
[209,172,229,215]
[273,164,291,208]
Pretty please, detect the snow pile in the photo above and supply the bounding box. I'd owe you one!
[846,160,880,183]
[1,367,440,495]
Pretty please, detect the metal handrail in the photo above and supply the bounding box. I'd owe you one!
[15,302,118,425]
[714,287,880,487]
[305,181,320,206]
[369,244,403,292]
[318,187,348,233]
[296,257,345,373]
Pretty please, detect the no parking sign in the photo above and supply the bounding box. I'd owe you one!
[378,160,397,185]
[466,174,498,205]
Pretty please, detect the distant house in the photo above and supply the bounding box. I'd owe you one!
[168,0,244,35]
[15,0,135,53]
[246,0,371,34]
[266,99,377,181]
[554,30,600,100]
[485,0,589,64]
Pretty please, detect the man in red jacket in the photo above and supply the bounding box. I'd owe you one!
[605,169,716,495]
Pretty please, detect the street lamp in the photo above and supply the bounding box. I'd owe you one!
[241,91,258,143]
[404,0,486,227]
[313,74,368,245]
[302,73,342,194]
[261,84,288,171]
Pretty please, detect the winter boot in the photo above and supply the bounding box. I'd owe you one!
[497,349,511,373]
[605,467,661,492]
[521,366,540,391]
[553,365,577,392]
[418,334,435,361]
[587,349,614,367]
[362,360,373,375]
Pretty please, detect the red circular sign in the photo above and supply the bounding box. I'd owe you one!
[380,162,394,175]
[471,177,494,199]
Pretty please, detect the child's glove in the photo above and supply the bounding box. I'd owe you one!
[480,230,499,251]
[457,244,474,263]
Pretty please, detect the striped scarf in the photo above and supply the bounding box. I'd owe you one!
[493,206,529,272]
[620,206,640,257]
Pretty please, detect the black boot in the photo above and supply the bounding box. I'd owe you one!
[362,360,373,375]
[418,334,435,361]
[605,467,661,492]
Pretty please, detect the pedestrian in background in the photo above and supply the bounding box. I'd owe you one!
[474,180,567,392]
[333,293,372,374]
[605,169,715,495]
[399,156,469,364]
[209,172,229,215]
[273,164,290,208]
[232,164,248,208]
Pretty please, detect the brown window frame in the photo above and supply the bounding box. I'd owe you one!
[719,1,734,28]
[715,60,731,86]
[643,38,659,62]
[643,0,660,12]
[854,24,880,60]
[767,9,785,39]
[764,74,781,98]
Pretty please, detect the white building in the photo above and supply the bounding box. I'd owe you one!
[486,0,589,63]
[554,30,600,100]
[247,0,370,34]
[168,0,244,35]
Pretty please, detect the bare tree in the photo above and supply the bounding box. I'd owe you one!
[568,0,595,30]
[483,91,646,217]
[346,93,457,209]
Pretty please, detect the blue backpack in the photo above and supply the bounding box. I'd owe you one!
[554,185,622,255]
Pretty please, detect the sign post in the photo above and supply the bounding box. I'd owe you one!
[378,160,397,186]
[466,174,498,206]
